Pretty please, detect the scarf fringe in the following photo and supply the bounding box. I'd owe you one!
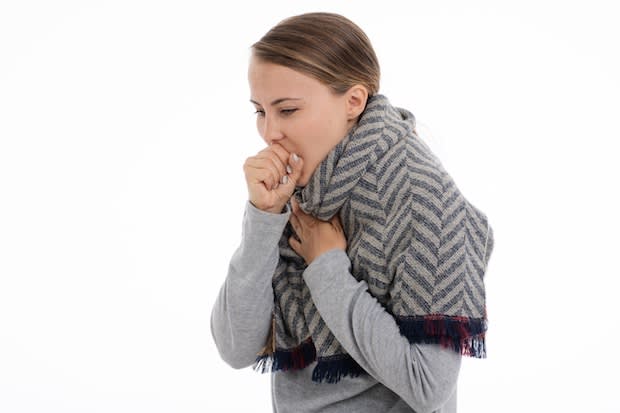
[253,339,367,384]
[396,315,488,358]
[254,316,487,380]
[311,355,366,384]
[253,338,316,374]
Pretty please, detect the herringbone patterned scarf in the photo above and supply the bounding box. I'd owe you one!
[255,94,494,383]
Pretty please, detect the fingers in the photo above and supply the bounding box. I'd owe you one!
[289,198,348,264]
[291,197,314,228]
[261,144,295,188]
[265,144,291,168]
[244,157,280,190]
[289,211,302,239]
[329,214,344,233]
[242,143,303,213]
[283,152,304,188]
[244,145,302,191]
[257,146,288,182]
[288,235,302,256]
[291,196,299,213]
[246,147,286,189]
[272,152,303,198]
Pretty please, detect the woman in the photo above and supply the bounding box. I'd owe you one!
[211,12,494,413]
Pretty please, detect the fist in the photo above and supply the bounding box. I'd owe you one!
[243,144,304,214]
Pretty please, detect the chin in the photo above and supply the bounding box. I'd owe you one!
[296,174,309,188]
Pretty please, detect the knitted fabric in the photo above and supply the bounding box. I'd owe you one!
[255,94,494,383]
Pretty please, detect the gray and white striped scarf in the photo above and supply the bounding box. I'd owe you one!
[255,94,494,383]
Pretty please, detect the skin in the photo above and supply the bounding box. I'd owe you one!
[245,55,369,264]
[288,197,347,265]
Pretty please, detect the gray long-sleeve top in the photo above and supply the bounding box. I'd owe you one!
[211,202,462,413]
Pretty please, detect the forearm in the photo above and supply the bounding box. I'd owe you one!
[210,202,290,369]
[303,250,461,413]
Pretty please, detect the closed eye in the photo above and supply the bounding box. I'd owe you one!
[280,108,297,116]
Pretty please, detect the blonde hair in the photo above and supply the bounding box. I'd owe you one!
[252,12,380,96]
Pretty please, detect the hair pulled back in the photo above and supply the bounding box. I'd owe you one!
[252,12,380,96]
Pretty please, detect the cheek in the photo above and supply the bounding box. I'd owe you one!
[293,120,321,156]
[308,114,340,151]
[305,110,331,136]
[294,123,332,180]
[256,118,266,141]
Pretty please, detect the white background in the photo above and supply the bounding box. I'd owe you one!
[1,1,619,412]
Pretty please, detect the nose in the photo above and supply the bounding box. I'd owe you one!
[261,113,284,145]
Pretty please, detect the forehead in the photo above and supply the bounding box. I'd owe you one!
[248,56,326,102]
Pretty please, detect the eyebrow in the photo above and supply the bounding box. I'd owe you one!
[249,97,303,106]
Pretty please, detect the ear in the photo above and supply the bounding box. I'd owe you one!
[345,85,369,121]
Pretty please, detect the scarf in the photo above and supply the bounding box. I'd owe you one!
[255,94,494,383]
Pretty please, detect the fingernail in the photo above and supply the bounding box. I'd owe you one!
[292,153,299,162]
[286,165,292,174]
[281,175,288,185]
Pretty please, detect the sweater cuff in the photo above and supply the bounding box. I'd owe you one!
[243,200,291,241]
[302,249,353,292]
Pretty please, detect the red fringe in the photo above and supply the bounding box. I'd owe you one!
[396,314,487,358]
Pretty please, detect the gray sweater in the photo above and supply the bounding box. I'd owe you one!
[211,202,461,413]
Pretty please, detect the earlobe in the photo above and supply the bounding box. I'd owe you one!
[346,85,369,120]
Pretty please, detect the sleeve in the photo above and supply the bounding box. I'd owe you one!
[303,249,461,413]
[210,201,290,369]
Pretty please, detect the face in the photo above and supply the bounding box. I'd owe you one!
[248,55,360,186]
